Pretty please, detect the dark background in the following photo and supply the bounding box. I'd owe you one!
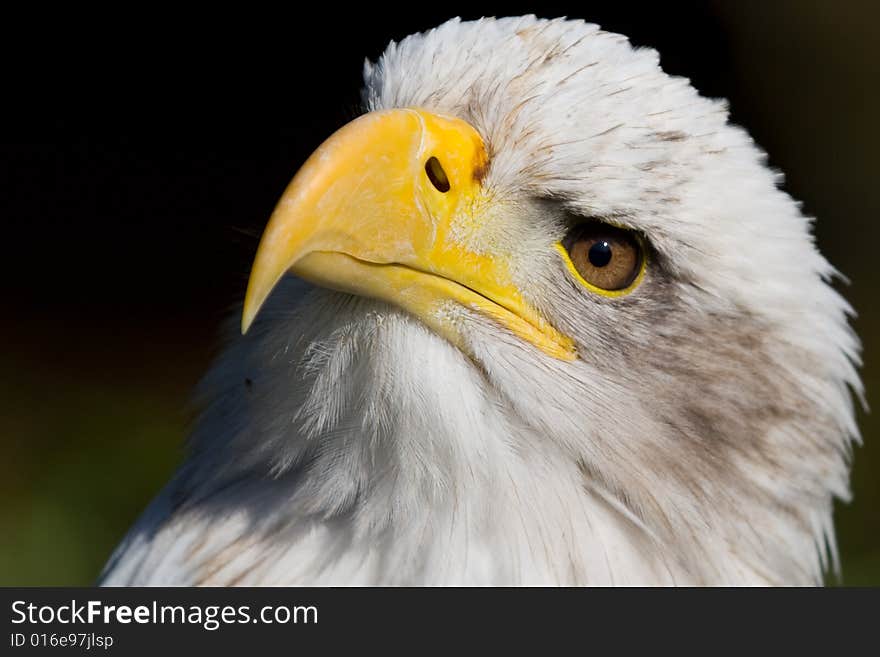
[1,2,877,584]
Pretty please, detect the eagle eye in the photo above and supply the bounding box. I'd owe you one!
[425,157,450,192]
[560,222,645,295]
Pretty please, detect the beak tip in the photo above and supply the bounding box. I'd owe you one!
[240,308,255,335]
[241,265,288,337]
[240,299,258,335]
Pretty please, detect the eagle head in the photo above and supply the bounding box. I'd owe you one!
[102,16,862,586]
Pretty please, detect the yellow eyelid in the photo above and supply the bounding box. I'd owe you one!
[554,239,648,298]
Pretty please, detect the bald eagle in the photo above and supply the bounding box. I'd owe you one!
[100,16,862,586]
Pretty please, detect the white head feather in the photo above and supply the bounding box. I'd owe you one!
[101,16,862,585]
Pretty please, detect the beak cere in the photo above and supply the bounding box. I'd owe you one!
[241,108,576,361]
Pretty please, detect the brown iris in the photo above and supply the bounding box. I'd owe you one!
[563,222,643,291]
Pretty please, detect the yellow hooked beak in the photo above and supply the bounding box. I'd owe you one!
[242,108,576,361]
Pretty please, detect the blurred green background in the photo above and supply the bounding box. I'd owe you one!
[1,2,877,585]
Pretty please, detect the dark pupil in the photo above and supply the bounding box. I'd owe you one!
[588,240,613,267]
